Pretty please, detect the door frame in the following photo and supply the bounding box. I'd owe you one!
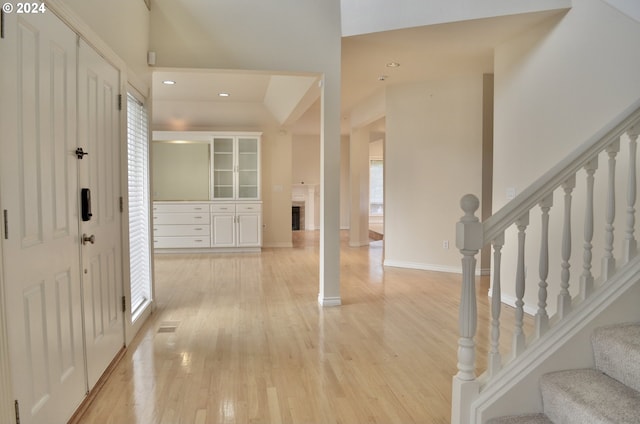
[0,244,12,424]
[0,7,14,419]
[122,85,154,343]
[47,0,154,345]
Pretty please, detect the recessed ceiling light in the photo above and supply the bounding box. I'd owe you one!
[386,62,400,68]
[378,75,388,81]
[162,80,176,85]
[218,93,230,97]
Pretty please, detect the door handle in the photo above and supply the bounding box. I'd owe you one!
[82,233,95,245]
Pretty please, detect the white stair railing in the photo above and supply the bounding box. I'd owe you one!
[452,99,640,424]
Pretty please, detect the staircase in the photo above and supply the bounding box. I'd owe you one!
[452,98,640,424]
[489,323,640,423]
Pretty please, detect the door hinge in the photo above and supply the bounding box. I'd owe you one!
[117,94,122,111]
[122,295,126,313]
[14,399,20,424]
[119,196,123,213]
[3,210,8,240]
[1,10,5,39]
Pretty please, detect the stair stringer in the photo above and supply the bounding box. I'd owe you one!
[471,258,640,423]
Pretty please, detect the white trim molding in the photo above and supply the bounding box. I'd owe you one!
[263,242,294,248]
[0,252,13,424]
[383,260,490,276]
[318,296,342,307]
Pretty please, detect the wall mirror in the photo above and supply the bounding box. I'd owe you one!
[152,140,210,201]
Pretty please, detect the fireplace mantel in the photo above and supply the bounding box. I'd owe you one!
[292,184,318,230]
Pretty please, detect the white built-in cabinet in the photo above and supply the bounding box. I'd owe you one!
[153,203,211,248]
[152,132,262,252]
[212,136,260,200]
[210,203,262,248]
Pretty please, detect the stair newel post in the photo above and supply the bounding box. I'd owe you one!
[624,126,639,263]
[452,194,482,424]
[581,158,598,299]
[489,233,505,377]
[558,175,576,319]
[513,212,529,357]
[602,139,620,280]
[536,194,553,338]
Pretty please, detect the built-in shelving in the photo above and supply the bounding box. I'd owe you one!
[152,131,262,252]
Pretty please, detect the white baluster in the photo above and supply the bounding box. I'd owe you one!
[558,175,576,319]
[454,194,482,381]
[452,195,482,424]
[602,139,620,279]
[624,127,639,263]
[536,194,553,338]
[513,212,529,357]
[581,158,598,300]
[489,233,504,377]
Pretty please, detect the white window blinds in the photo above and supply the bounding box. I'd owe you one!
[369,159,384,215]
[127,92,152,320]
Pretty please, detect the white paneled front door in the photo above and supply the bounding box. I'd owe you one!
[0,11,86,424]
[1,11,126,423]
[77,39,125,389]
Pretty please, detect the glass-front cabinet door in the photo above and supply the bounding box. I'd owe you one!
[212,137,235,199]
[237,137,259,199]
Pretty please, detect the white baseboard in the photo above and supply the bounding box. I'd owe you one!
[492,291,537,316]
[318,296,342,307]
[263,242,293,248]
[349,241,370,247]
[155,247,261,254]
[383,260,489,276]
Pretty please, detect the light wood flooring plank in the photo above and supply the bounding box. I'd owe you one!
[77,231,531,423]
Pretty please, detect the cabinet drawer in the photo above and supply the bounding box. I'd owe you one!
[153,212,209,225]
[154,225,210,237]
[153,203,209,213]
[210,204,236,213]
[154,236,210,248]
[236,203,261,213]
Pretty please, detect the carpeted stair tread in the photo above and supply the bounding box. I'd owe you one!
[486,413,553,424]
[541,368,640,424]
[592,322,640,393]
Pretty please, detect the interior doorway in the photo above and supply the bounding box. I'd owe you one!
[369,138,384,241]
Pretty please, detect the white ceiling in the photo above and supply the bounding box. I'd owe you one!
[152,69,320,131]
[151,9,566,135]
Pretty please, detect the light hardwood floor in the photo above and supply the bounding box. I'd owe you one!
[77,231,529,424]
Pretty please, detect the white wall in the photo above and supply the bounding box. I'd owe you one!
[149,1,341,75]
[262,130,293,247]
[493,0,640,314]
[384,75,485,272]
[341,136,351,229]
[370,139,384,158]
[603,0,640,22]
[340,0,571,36]
[349,125,371,246]
[293,135,321,185]
[292,134,352,230]
[58,0,150,85]
[292,134,321,230]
